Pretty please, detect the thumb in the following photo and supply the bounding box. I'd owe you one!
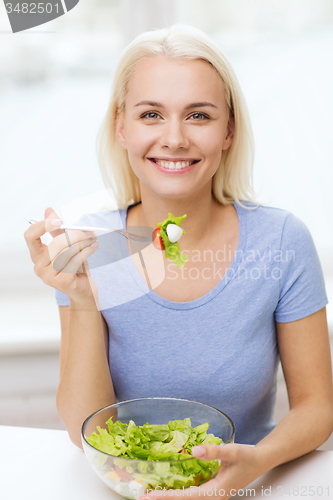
[192,443,229,461]
[44,207,64,238]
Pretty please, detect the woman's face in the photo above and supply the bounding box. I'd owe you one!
[116,56,233,200]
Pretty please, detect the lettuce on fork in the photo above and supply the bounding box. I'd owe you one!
[86,417,223,494]
[157,213,187,268]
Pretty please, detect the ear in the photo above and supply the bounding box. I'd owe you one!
[222,113,235,150]
[115,108,128,150]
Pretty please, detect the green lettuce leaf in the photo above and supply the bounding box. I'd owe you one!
[157,213,187,268]
[86,416,223,493]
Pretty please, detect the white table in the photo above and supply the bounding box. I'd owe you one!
[1,425,332,500]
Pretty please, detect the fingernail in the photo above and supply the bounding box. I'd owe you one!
[192,446,205,457]
[86,231,96,237]
[51,219,62,227]
[91,241,99,247]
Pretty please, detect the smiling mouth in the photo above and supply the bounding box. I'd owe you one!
[148,159,200,170]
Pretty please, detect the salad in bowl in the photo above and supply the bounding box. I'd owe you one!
[81,398,235,499]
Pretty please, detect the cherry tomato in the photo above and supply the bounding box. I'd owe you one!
[115,465,133,482]
[152,227,165,250]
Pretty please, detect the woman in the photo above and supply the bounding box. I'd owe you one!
[24,24,333,497]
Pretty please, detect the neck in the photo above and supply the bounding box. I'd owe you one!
[132,183,227,250]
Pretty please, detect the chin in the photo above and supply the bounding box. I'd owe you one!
[152,188,192,200]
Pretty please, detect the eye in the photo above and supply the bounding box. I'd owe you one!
[189,112,209,120]
[141,112,161,119]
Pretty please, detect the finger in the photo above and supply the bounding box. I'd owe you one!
[192,443,241,472]
[33,229,97,273]
[35,240,98,286]
[192,444,228,461]
[57,240,99,274]
[44,207,65,238]
[24,219,51,262]
[51,237,98,272]
[47,230,97,264]
[24,212,67,262]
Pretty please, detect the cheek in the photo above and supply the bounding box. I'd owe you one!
[125,125,155,177]
[193,127,224,159]
[126,123,157,155]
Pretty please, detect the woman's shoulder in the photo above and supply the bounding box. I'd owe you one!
[236,200,314,247]
[237,200,292,219]
[237,200,307,228]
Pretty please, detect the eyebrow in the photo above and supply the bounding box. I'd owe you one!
[134,100,218,109]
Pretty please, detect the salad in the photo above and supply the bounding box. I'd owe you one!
[152,213,187,268]
[86,417,222,496]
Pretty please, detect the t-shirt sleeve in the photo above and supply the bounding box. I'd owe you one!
[274,213,328,323]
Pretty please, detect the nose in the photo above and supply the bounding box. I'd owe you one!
[159,118,190,151]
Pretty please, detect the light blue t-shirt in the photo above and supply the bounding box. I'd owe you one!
[55,202,328,445]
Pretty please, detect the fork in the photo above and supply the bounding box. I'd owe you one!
[27,218,153,244]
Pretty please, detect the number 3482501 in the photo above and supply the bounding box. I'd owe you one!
[5,3,60,14]
[277,485,330,496]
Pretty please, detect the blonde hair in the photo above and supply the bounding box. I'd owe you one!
[96,24,259,210]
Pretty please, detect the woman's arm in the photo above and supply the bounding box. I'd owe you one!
[56,300,116,450]
[24,207,117,449]
[58,305,109,378]
[143,308,333,500]
[254,306,333,467]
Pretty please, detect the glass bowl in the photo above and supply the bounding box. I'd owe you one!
[81,397,235,499]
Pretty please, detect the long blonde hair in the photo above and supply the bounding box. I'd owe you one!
[96,24,258,210]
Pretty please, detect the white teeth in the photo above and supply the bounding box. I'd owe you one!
[154,160,196,169]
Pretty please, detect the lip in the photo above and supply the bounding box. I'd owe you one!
[148,158,200,174]
[149,157,200,162]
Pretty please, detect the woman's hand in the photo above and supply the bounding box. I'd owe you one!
[141,444,262,500]
[24,206,100,306]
